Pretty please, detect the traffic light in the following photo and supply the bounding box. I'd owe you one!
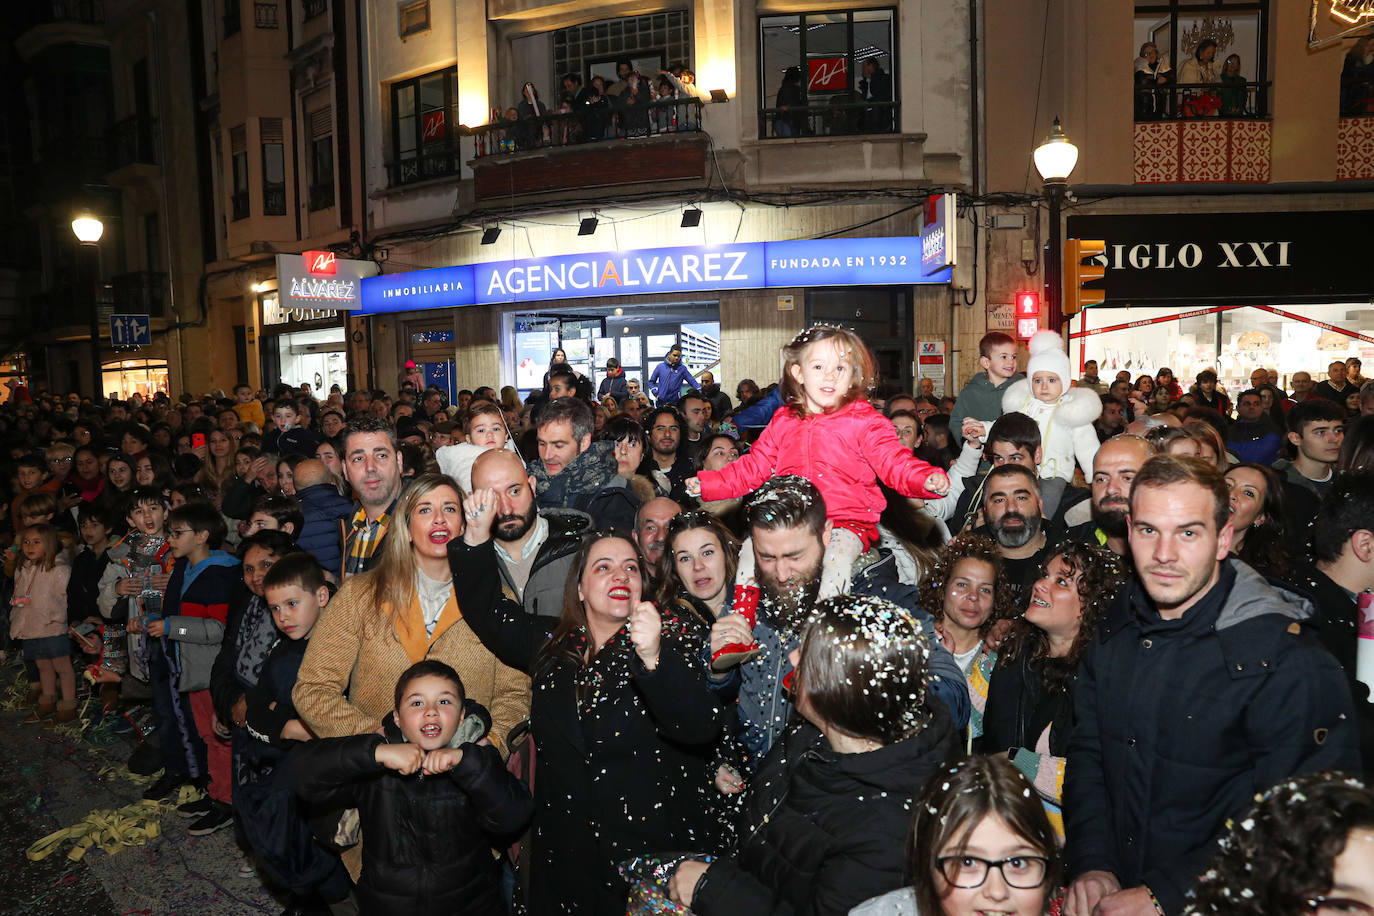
[1014,290,1040,340]
[1063,239,1106,316]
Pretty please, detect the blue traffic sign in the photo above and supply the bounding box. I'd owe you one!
[110,314,151,347]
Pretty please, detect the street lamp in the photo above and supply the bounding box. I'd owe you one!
[1033,118,1079,332]
[71,213,104,400]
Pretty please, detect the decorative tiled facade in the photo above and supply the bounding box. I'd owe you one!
[1134,119,1272,183]
[1337,117,1374,180]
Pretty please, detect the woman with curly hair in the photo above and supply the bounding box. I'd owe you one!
[917,533,1019,741]
[978,543,1130,839]
[1184,772,1374,915]
[1225,463,1292,580]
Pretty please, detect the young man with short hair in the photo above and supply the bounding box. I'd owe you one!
[528,397,639,530]
[1063,455,1358,916]
[341,417,404,577]
[1226,388,1282,466]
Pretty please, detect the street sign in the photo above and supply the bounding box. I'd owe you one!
[110,314,151,347]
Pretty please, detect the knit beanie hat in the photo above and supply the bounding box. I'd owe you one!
[1025,330,1072,391]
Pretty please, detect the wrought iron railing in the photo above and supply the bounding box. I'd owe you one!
[757,100,900,139]
[263,182,286,215]
[254,1,278,28]
[109,116,159,169]
[1133,81,1272,121]
[469,96,704,159]
[308,181,334,211]
[231,190,249,221]
[1341,76,1374,118]
[111,271,167,318]
[35,0,104,24]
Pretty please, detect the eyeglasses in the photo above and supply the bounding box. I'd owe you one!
[167,527,192,538]
[1308,898,1374,915]
[936,855,1049,890]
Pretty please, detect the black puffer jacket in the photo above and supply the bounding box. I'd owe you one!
[291,702,534,916]
[692,707,958,916]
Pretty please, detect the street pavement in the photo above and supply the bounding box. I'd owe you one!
[0,674,282,915]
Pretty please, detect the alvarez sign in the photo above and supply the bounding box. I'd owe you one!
[275,252,377,311]
[359,237,950,314]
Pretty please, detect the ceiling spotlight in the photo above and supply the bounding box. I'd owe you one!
[613,307,623,316]
[578,217,598,236]
[480,227,501,245]
[681,208,702,228]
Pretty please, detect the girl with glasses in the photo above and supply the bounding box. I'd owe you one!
[853,755,1059,915]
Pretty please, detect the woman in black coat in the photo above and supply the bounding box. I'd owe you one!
[450,489,725,916]
[669,594,960,915]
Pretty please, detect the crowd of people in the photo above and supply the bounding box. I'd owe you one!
[0,323,1371,916]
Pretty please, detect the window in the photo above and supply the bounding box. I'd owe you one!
[1133,0,1270,119]
[758,8,897,139]
[553,12,693,91]
[308,108,334,210]
[389,67,459,186]
[230,125,249,220]
[254,2,278,28]
[225,0,241,36]
[261,118,285,215]
[303,0,327,21]
[399,0,430,38]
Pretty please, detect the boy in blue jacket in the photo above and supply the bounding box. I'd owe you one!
[134,500,240,835]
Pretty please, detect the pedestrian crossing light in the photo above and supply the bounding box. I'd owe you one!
[1063,239,1106,316]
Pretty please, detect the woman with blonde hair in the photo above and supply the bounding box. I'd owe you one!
[196,427,239,491]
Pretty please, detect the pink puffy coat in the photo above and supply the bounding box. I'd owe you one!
[697,399,947,526]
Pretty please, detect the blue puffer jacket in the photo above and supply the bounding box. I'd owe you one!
[295,483,353,579]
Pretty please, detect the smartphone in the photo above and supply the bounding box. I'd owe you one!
[72,621,100,637]
[192,433,206,450]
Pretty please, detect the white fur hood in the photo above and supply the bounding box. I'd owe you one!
[1001,379,1103,426]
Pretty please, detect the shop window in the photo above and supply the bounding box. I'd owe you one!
[398,0,429,37]
[261,117,285,215]
[758,8,897,139]
[308,107,334,210]
[230,124,249,221]
[1133,0,1269,120]
[102,359,169,401]
[388,67,459,186]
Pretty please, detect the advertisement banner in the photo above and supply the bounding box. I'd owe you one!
[274,253,376,311]
[360,237,949,315]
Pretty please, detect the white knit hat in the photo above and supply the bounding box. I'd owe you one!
[1025,330,1072,391]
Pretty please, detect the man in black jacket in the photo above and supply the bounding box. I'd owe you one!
[1063,455,1359,916]
[1065,434,1158,559]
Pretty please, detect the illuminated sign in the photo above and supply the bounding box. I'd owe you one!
[808,57,847,92]
[360,236,951,314]
[275,253,376,311]
[261,293,339,327]
[920,192,958,276]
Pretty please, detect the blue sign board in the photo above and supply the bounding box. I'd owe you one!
[360,236,951,315]
[110,314,151,347]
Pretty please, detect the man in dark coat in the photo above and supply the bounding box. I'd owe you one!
[527,396,639,531]
[1063,455,1359,916]
[291,459,352,581]
[698,370,733,425]
[596,358,629,406]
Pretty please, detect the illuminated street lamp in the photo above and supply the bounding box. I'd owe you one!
[71,213,105,398]
[1033,118,1079,331]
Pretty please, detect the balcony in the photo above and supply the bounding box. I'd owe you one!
[107,115,159,184]
[30,282,114,336]
[1133,82,1272,184]
[15,1,106,60]
[758,100,899,139]
[1339,77,1374,181]
[254,2,279,29]
[111,271,167,318]
[264,182,286,215]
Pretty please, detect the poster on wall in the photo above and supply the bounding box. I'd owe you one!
[516,331,556,391]
[619,337,642,369]
[593,338,615,368]
[917,340,947,397]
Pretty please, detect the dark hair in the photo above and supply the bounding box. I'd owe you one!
[17,491,57,518]
[393,659,466,710]
[1194,37,1218,60]
[76,502,112,529]
[1310,468,1374,564]
[169,500,228,549]
[1184,772,1374,916]
[1237,388,1263,406]
[917,533,1018,640]
[1287,396,1347,438]
[1226,463,1292,578]
[654,512,740,623]
[603,415,647,452]
[645,405,682,434]
[537,395,593,443]
[251,493,304,534]
[237,528,296,560]
[795,594,933,745]
[692,433,741,473]
[978,332,1016,358]
[540,532,648,672]
[547,364,577,389]
[1196,368,1218,384]
[124,485,169,516]
[910,756,1060,916]
[562,71,582,86]
[16,454,45,472]
[1341,413,1374,471]
[745,474,828,539]
[983,462,1040,501]
[986,411,1042,455]
[1131,454,1230,532]
[262,550,328,595]
[342,415,398,452]
[997,543,1130,695]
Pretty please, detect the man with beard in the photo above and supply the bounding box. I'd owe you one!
[974,464,1061,602]
[470,448,591,617]
[706,475,969,772]
[1063,456,1358,916]
[1067,435,1158,558]
[634,497,682,578]
[640,406,695,504]
[528,396,640,531]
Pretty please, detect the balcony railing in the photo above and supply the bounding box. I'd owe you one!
[308,181,334,211]
[1134,81,1271,121]
[231,190,249,220]
[263,182,285,215]
[758,100,899,139]
[303,0,326,20]
[109,115,159,170]
[468,97,704,160]
[254,2,278,28]
[111,271,167,318]
[386,145,463,187]
[1341,76,1374,118]
[35,0,104,24]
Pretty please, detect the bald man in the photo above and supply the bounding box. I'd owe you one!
[1065,434,1159,558]
[634,496,682,575]
[293,458,354,580]
[470,448,592,616]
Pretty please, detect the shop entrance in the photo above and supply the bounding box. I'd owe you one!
[264,328,348,394]
[504,300,720,401]
[805,286,914,391]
